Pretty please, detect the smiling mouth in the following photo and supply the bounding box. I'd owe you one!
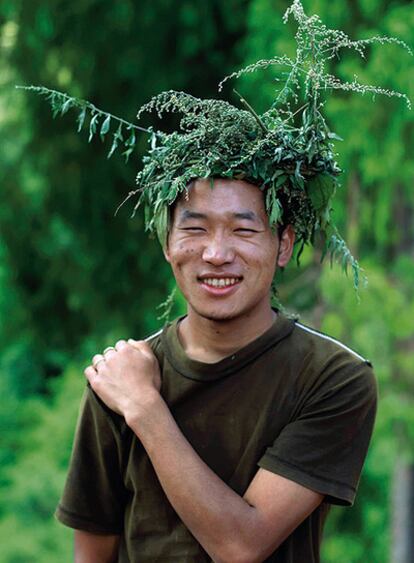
[198,277,243,288]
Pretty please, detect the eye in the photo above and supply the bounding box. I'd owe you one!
[234,228,259,233]
[180,227,206,232]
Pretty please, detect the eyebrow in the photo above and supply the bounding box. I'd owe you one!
[178,209,260,222]
[233,211,258,221]
[179,210,207,221]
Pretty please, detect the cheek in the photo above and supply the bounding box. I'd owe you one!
[245,249,278,285]
[168,241,199,269]
[241,239,278,267]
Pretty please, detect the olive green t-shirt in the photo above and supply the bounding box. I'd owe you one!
[56,313,378,562]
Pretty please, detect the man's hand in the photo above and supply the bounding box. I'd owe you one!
[84,339,162,423]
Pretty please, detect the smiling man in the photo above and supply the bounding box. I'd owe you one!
[55,178,377,563]
[45,3,409,558]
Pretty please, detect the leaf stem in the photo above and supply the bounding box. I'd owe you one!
[233,89,268,134]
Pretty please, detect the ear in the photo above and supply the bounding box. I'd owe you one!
[163,242,171,264]
[277,225,295,267]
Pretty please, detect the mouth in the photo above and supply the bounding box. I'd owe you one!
[197,276,243,295]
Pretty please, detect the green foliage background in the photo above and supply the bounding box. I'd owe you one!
[0,0,413,561]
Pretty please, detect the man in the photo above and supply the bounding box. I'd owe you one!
[37,4,409,559]
[55,178,377,562]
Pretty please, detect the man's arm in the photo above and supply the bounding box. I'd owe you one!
[85,340,323,563]
[127,393,323,563]
[74,530,120,563]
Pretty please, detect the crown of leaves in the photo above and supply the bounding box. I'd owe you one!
[19,0,412,292]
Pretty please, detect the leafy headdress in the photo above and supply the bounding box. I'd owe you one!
[20,0,411,300]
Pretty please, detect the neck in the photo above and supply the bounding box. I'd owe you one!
[178,302,277,363]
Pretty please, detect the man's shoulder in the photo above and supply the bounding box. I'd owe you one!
[144,325,164,346]
[283,319,377,406]
[143,324,167,362]
[290,319,372,368]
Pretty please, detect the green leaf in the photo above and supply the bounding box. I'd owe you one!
[307,174,335,213]
[60,98,72,115]
[77,107,87,133]
[88,114,99,142]
[122,147,133,162]
[342,252,349,275]
[126,129,136,147]
[269,198,282,226]
[272,169,286,179]
[107,124,123,159]
[114,123,124,141]
[275,174,287,188]
[100,115,111,139]
[154,205,168,248]
[327,132,343,141]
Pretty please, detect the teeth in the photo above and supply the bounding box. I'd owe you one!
[203,278,240,287]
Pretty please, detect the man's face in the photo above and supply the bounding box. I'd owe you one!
[164,178,294,322]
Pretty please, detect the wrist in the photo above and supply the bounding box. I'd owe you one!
[124,391,167,436]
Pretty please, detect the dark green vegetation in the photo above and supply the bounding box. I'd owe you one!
[0,1,413,561]
[21,1,411,290]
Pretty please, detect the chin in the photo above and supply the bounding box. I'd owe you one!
[189,301,251,323]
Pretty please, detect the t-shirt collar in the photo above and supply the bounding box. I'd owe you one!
[161,310,296,381]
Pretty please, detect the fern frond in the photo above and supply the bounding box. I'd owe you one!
[16,85,153,160]
[323,232,368,292]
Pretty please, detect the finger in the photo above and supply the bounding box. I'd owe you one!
[92,354,105,369]
[103,348,117,360]
[115,339,128,351]
[103,346,116,354]
[84,365,98,384]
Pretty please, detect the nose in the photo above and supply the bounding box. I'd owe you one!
[202,233,235,265]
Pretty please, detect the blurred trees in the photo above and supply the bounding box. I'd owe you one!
[0,0,413,561]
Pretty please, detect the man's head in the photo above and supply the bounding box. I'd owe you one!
[163,178,295,322]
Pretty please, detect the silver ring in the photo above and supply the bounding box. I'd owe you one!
[103,346,116,354]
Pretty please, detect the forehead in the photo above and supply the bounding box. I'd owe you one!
[174,178,266,218]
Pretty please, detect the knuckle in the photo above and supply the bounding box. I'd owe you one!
[84,366,95,378]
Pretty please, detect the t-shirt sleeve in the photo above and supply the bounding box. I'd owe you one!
[258,359,378,506]
[55,384,128,533]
